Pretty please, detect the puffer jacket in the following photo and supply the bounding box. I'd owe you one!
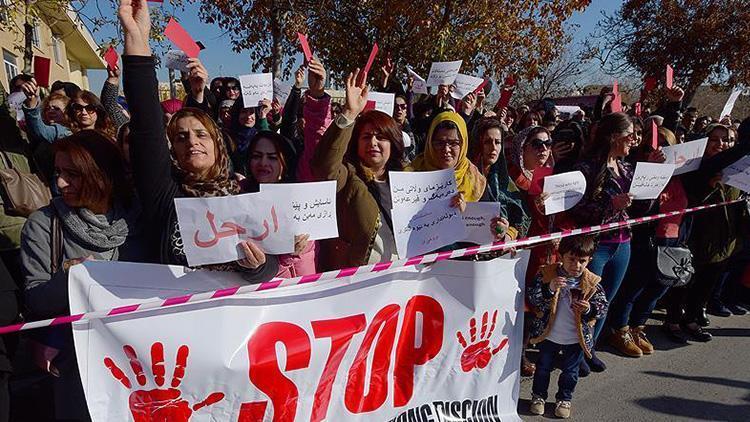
[527,263,608,358]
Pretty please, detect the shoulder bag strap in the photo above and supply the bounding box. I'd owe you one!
[50,213,63,274]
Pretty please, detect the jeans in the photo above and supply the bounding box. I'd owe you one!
[608,238,676,329]
[587,241,631,340]
[532,340,584,402]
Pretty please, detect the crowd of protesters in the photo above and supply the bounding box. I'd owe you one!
[0,0,747,420]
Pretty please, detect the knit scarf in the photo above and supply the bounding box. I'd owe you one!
[51,197,138,252]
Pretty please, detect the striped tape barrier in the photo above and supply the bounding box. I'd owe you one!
[0,198,744,335]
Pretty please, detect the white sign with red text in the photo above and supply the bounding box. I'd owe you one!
[69,255,528,422]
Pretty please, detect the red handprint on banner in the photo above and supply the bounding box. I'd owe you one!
[456,310,509,372]
[103,342,225,422]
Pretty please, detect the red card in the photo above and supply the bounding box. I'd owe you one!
[363,43,379,77]
[297,33,313,62]
[504,74,515,87]
[666,64,673,89]
[472,78,489,95]
[165,18,200,58]
[610,80,622,112]
[644,76,657,92]
[651,120,659,150]
[529,166,553,196]
[104,46,119,70]
[495,89,513,109]
[33,56,51,88]
[634,102,641,117]
[363,100,376,111]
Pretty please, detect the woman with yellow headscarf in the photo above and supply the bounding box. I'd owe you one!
[408,111,487,202]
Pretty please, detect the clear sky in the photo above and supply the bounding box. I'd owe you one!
[82,1,620,92]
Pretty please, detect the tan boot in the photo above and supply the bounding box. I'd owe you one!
[608,326,643,357]
[631,326,654,354]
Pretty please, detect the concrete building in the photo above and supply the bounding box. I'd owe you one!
[0,1,104,93]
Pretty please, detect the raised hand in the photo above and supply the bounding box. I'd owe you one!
[186,58,208,102]
[461,92,477,116]
[342,68,369,121]
[258,98,272,119]
[293,234,310,256]
[665,86,685,103]
[21,78,39,108]
[294,66,305,89]
[118,0,152,56]
[107,65,121,85]
[380,57,393,88]
[307,59,326,98]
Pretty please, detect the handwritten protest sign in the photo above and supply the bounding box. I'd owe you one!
[174,193,295,266]
[273,78,292,106]
[164,50,190,73]
[239,73,274,106]
[367,91,395,115]
[662,137,708,175]
[389,169,457,206]
[452,74,484,99]
[392,199,466,258]
[260,181,338,240]
[719,87,743,119]
[461,202,501,245]
[722,155,750,193]
[542,171,587,215]
[426,60,462,87]
[629,162,675,199]
[406,66,428,94]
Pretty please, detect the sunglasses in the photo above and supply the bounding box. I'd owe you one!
[226,85,240,91]
[530,139,552,150]
[395,103,407,110]
[71,103,97,114]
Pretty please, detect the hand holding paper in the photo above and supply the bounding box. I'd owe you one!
[542,171,587,215]
[629,162,675,200]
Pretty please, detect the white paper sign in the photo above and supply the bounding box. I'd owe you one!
[629,162,676,199]
[273,78,292,106]
[719,87,743,119]
[260,181,338,240]
[239,73,274,106]
[722,155,750,193]
[368,91,395,116]
[70,255,529,422]
[555,105,582,116]
[174,193,295,266]
[426,60,462,87]
[389,169,457,206]
[542,171,587,215]
[406,66,428,94]
[391,199,467,258]
[164,50,190,73]
[7,92,25,122]
[451,74,484,99]
[662,137,708,175]
[462,202,501,245]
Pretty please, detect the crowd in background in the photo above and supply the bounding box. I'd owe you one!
[0,0,746,420]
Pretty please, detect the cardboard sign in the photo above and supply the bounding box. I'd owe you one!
[104,46,119,70]
[238,73,274,106]
[165,18,200,58]
[666,64,674,89]
[297,32,313,62]
[426,60,462,87]
[33,56,51,88]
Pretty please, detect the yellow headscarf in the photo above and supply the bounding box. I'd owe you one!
[408,111,486,201]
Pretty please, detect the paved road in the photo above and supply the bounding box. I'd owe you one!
[518,311,750,421]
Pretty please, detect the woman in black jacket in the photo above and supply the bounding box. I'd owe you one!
[119,0,277,279]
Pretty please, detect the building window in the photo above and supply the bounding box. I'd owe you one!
[51,36,62,64]
[3,49,18,89]
[31,22,41,48]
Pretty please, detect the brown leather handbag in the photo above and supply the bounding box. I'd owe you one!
[0,149,51,215]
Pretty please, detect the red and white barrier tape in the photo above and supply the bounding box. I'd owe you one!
[0,199,743,335]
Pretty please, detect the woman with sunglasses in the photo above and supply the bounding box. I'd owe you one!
[66,91,117,140]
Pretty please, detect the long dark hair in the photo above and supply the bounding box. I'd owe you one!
[246,131,291,184]
[582,112,632,199]
[346,110,405,180]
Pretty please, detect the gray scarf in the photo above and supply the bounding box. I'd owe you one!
[52,197,139,252]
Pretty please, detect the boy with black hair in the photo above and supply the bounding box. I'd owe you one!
[527,235,608,419]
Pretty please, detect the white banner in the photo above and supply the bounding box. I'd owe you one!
[70,255,528,421]
[239,73,274,106]
[662,137,708,176]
